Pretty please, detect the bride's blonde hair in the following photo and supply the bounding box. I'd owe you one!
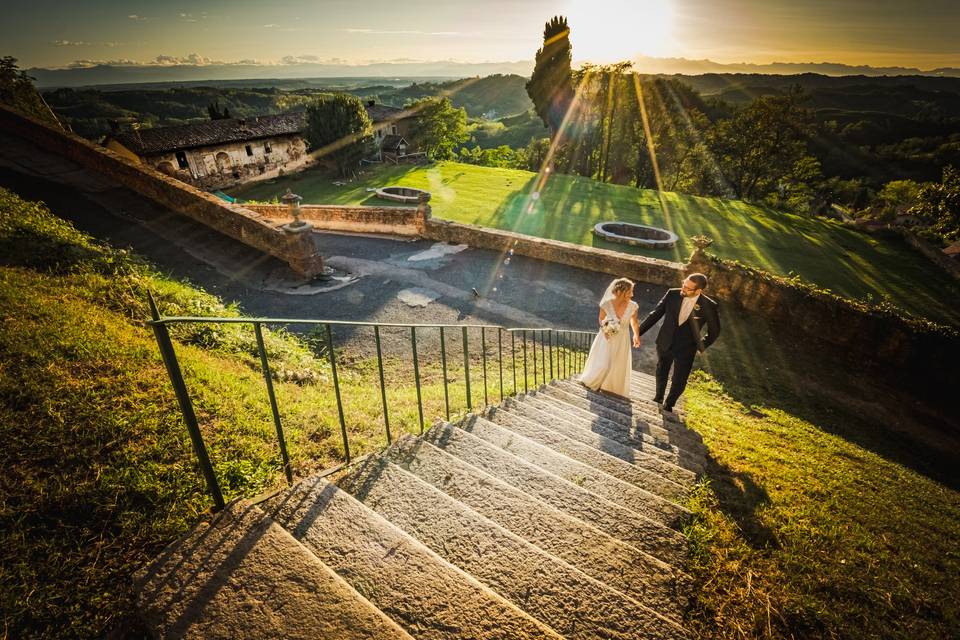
[611,278,634,295]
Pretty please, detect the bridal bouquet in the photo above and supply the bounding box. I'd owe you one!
[601,318,621,338]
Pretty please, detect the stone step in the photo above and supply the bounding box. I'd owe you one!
[519,385,703,472]
[457,414,690,529]
[498,398,698,487]
[133,501,412,640]
[422,422,688,564]
[485,402,689,502]
[338,456,688,640]
[521,391,705,475]
[551,379,706,452]
[384,435,692,623]
[537,384,708,465]
[264,476,563,640]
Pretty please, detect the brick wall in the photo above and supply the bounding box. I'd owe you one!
[0,104,323,278]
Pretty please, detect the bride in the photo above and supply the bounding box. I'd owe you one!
[579,278,641,398]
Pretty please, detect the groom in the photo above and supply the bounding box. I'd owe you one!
[637,273,721,413]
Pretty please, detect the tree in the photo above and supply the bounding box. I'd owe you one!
[207,100,231,120]
[527,16,574,135]
[708,87,815,201]
[877,179,922,221]
[0,57,60,126]
[909,165,960,243]
[408,97,468,160]
[304,93,373,177]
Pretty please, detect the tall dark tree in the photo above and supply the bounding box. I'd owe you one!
[526,16,574,136]
[207,100,231,120]
[304,93,373,177]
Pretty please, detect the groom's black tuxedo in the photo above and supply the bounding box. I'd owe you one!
[638,289,721,409]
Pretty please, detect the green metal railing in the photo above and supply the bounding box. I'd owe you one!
[146,292,593,511]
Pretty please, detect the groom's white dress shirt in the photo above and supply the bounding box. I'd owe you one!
[679,293,700,325]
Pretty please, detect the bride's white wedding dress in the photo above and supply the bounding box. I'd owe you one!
[580,299,637,397]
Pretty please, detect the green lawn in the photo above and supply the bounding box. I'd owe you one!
[234,161,960,326]
[2,186,958,638]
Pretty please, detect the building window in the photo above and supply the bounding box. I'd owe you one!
[175,151,189,169]
[245,145,253,156]
[264,141,272,153]
[391,125,398,135]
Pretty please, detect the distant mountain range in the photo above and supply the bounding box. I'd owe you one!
[28,57,960,88]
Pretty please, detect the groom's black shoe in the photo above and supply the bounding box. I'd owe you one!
[652,396,663,405]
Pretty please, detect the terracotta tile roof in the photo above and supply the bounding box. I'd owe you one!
[365,103,409,122]
[107,103,414,156]
[107,113,306,156]
[944,241,960,256]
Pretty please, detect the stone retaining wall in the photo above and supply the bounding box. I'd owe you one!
[245,203,426,236]
[0,104,324,278]
[686,250,960,379]
[898,229,960,282]
[423,218,685,286]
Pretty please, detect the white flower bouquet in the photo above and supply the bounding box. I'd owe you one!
[601,318,621,338]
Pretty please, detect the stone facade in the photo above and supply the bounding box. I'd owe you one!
[138,134,311,191]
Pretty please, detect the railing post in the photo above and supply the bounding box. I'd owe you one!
[411,327,425,433]
[440,327,450,420]
[511,330,517,396]
[548,329,554,380]
[147,293,224,511]
[325,323,350,463]
[540,329,546,383]
[374,325,391,445]
[462,326,472,412]
[522,330,528,394]
[498,328,504,402]
[254,322,292,485]
[481,327,489,407]
[532,329,538,387]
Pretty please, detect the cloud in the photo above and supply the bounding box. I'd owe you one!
[67,58,139,68]
[342,28,462,36]
[279,55,351,65]
[53,40,126,47]
[151,53,216,66]
[127,14,148,21]
[263,23,278,28]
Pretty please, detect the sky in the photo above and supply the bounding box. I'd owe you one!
[4,0,959,70]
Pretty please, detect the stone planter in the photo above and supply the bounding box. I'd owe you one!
[593,222,678,250]
[375,186,432,204]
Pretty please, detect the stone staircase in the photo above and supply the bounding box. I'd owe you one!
[135,371,707,639]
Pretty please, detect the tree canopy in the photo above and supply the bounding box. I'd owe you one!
[304,93,373,177]
[408,97,468,160]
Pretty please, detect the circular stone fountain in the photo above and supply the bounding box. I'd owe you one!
[593,221,678,249]
[374,186,432,204]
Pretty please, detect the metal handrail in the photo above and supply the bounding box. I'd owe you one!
[146,292,594,511]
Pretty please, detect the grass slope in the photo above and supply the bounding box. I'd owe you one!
[1,186,958,639]
[683,372,960,639]
[234,161,960,325]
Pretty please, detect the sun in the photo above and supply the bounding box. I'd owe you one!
[564,0,675,63]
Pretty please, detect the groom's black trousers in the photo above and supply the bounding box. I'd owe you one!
[654,348,696,409]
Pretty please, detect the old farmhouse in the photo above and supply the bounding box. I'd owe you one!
[103,102,418,190]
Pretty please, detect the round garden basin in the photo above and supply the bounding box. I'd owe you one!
[374,186,432,204]
[593,221,678,249]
